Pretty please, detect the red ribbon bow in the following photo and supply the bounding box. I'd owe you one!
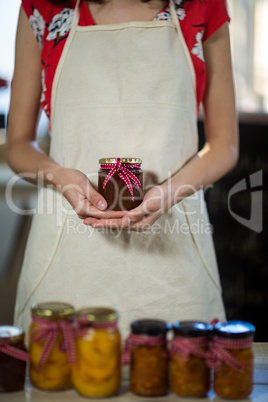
[121,333,166,366]
[0,340,29,361]
[30,316,75,371]
[102,158,141,202]
[206,336,252,372]
[170,336,208,361]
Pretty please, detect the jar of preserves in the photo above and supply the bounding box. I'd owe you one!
[170,321,212,397]
[0,326,28,392]
[98,157,143,210]
[210,320,255,399]
[29,301,75,391]
[72,307,121,398]
[127,319,169,396]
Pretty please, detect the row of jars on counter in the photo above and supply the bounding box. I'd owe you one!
[0,302,255,399]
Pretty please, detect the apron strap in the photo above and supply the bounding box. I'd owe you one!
[51,0,81,125]
[72,0,81,29]
[169,0,196,90]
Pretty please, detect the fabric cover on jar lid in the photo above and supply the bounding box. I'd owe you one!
[173,321,213,337]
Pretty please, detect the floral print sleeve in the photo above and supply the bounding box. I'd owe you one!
[154,0,230,112]
[46,9,74,42]
[29,8,45,49]
[21,0,76,119]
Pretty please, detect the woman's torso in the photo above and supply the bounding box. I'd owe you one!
[21,0,230,121]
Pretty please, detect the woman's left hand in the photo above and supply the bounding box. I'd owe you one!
[83,184,172,232]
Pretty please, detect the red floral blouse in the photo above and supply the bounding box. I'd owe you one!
[21,0,230,120]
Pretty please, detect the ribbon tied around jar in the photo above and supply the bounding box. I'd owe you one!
[122,333,166,365]
[30,315,76,371]
[0,339,29,361]
[101,158,142,202]
[206,336,253,372]
[170,335,208,361]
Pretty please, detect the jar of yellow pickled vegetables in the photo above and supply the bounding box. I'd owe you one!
[170,321,212,397]
[29,301,75,390]
[210,320,255,399]
[72,307,121,398]
[127,319,169,396]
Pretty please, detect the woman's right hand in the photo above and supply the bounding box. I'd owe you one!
[54,167,124,220]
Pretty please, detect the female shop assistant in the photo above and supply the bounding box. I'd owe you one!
[7,0,238,337]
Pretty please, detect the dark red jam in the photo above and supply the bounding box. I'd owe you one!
[98,158,143,211]
[0,326,27,392]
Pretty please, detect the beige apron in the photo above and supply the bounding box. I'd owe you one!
[14,0,225,338]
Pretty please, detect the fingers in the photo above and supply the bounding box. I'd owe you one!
[62,177,167,231]
[60,168,108,212]
[82,208,125,221]
[86,210,161,232]
[87,186,107,211]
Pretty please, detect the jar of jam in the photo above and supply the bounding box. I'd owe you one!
[29,301,75,391]
[0,326,28,392]
[170,321,212,397]
[211,320,255,399]
[128,319,169,396]
[72,307,121,398]
[98,157,143,210]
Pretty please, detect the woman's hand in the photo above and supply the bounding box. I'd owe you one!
[55,167,125,220]
[83,184,172,231]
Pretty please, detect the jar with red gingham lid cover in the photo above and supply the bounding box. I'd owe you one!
[211,320,255,399]
[98,157,143,210]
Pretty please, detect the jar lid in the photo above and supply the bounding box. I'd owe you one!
[99,157,142,164]
[173,321,213,337]
[0,325,24,343]
[214,321,255,339]
[76,307,118,323]
[131,319,169,336]
[31,302,75,320]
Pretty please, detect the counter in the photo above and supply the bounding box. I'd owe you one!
[1,343,267,402]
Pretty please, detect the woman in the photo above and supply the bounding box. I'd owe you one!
[7,0,238,338]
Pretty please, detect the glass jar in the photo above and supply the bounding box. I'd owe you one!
[98,157,143,211]
[129,319,169,396]
[29,301,75,391]
[72,307,121,398]
[0,326,28,392]
[170,321,212,397]
[212,320,255,399]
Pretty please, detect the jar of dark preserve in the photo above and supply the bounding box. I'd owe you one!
[170,321,212,397]
[0,325,28,392]
[98,157,143,211]
[212,320,255,399]
[129,319,169,396]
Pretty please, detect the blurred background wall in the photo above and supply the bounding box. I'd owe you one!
[0,0,267,341]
